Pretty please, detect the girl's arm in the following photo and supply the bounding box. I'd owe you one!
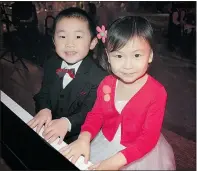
[78,131,92,143]
[59,80,105,163]
[120,86,167,165]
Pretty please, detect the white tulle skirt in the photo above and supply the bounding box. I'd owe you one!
[90,127,176,170]
[89,101,176,170]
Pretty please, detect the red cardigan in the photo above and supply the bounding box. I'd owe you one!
[81,75,167,165]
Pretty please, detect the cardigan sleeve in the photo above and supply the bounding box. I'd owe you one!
[120,86,167,165]
[80,78,105,140]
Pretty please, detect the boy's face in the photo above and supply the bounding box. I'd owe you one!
[54,17,97,64]
[108,36,153,84]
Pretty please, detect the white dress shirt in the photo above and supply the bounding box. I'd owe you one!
[61,60,82,89]
[60,60,82,132]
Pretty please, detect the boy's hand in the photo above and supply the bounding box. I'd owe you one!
[42,118,69,144]
[27,108,52,133]
[59,132,91,164]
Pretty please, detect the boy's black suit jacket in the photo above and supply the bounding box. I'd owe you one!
[34,53,107,143]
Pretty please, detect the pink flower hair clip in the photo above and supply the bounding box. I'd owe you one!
[96,25,107,43]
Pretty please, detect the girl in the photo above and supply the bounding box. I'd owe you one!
[60,16,176,170]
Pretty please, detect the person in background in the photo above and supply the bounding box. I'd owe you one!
[181,7,196,60]
[168,2,182,51]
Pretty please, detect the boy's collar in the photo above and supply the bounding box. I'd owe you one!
[55,52,93,75]
[62,60,82,73]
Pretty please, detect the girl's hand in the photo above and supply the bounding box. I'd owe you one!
[42,118,69,144]
[27,108,52,133]
[59,132,91,164]
[88,152,127,170]
[88,160,120,170]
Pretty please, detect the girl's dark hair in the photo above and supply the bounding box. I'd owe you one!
[97,16,154,72]
[52,7,96,39]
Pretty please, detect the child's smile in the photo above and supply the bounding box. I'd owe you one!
[64,51,78,57]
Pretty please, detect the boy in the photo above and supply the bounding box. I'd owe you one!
[28,7,107,144]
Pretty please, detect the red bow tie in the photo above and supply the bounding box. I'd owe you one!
[56,68,75,79]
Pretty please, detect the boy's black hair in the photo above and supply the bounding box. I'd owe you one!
[98,16,154,72]
[52,7,96,39]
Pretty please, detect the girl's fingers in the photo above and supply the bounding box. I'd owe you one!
[59,145,70,153]
[60,145,73,158]
[84,151,90,164]
[64,150,74,160]
[88,162,100,170]
[71,154,81,164]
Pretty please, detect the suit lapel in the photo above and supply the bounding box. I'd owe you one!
[75,55,93,76]
[61,56,94,110]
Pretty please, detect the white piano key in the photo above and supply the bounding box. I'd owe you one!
[1,90,92,170]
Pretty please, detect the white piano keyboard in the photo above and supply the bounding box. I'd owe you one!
[1,90,93,170]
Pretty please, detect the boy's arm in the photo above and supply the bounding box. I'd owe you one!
[34,60,53,113]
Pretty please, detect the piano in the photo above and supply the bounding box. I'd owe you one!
[1,91,92,170]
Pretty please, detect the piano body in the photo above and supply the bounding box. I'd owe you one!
[1,91,92,170]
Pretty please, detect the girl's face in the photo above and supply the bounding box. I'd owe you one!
[54,17,97,64]
[108,36,153,84]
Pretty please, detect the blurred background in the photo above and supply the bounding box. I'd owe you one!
[0,1,196,65]
[0,1,196,170]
